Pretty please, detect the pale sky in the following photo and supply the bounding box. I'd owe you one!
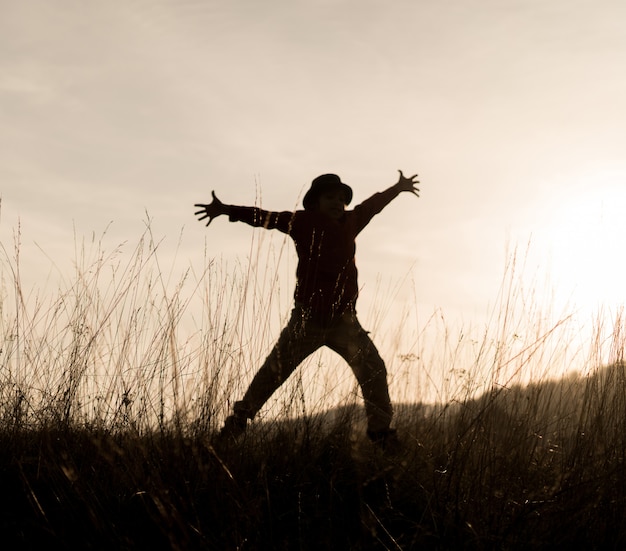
[3,0,626,356]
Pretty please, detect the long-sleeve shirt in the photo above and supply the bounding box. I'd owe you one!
[228,186,402,321]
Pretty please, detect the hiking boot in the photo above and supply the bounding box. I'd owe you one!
[367,428,401,453]
[216,413,248,443]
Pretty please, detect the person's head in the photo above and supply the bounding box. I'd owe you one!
[303,174,353,219]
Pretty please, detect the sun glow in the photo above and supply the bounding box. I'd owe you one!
[534,166,626,318]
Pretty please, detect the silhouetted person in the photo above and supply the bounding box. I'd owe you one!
[194,170,420,448]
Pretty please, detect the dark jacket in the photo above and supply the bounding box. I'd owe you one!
[228,186,401,320]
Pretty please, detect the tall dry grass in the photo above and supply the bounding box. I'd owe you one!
[0,221,293,433]
[1,225,625,549]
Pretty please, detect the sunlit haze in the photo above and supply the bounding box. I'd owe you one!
[3,0,626,395]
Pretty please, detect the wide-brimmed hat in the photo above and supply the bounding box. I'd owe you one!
[303,174,353,210]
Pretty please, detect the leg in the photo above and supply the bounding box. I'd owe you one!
[220,308,324,439]
[326,312,393,435]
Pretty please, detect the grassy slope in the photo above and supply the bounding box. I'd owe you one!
[3,363,626,550]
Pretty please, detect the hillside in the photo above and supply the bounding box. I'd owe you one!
[2,363,625,549]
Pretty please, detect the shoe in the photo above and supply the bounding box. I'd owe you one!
[367,428,401,453]
[216,414,248,443]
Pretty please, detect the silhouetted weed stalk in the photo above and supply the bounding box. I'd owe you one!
[1,225,625,549]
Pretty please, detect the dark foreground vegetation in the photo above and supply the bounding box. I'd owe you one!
[2,363,626,550]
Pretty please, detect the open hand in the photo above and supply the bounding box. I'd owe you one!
[194,191,226,226]
[396,170,420,197]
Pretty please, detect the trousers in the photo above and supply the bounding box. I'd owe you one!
[233,305,393,433]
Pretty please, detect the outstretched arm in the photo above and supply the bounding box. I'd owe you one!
[194,191,229,226]
[194,192,295,233]
[352,169,421,234]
